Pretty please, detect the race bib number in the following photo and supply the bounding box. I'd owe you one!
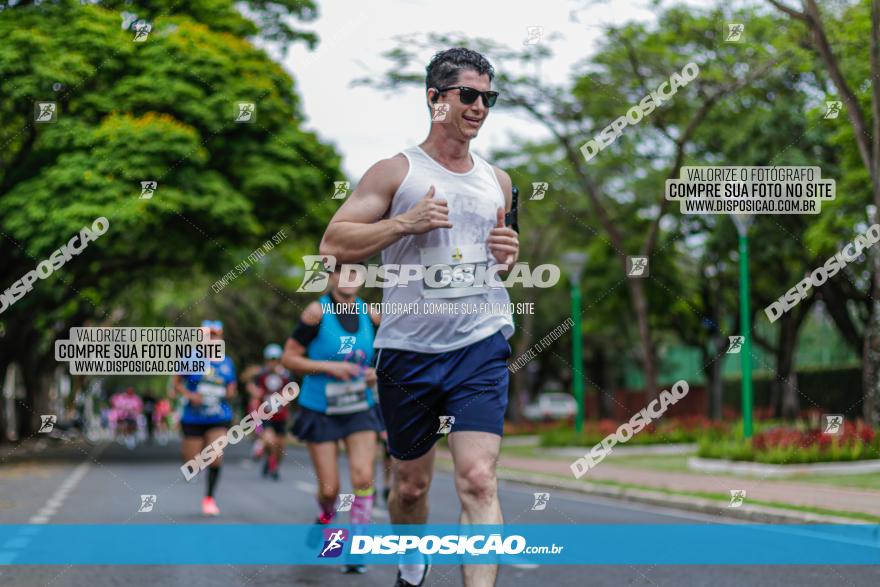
[196,380,226,414]
[419,244,488,299]
[325,379,369,415]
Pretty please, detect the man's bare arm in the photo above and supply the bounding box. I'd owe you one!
[488,166,519,270]
[320,155,452,263]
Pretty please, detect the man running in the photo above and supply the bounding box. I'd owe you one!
[319,48,517,587]
[250,343,292,480]
[172,320,237,516]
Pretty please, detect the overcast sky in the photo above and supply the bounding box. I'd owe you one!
[274,0,672,180]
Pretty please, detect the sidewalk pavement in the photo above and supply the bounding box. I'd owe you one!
[437,448,880,523]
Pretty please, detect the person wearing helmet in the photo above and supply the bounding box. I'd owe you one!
[250,343,293,480]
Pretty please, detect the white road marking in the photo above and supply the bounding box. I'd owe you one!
[294,480,316,494]
[27,459,91,524]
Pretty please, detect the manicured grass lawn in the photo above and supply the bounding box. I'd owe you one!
[785,472,880,491]
[500,444,880,490]
[494,464,880,523]
[598,454,693,472]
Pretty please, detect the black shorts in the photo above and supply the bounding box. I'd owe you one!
[262,420,287,435]
[292,405,384,443]
[181,421,231,437]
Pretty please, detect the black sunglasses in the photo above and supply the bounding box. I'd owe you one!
[437,86,499,108]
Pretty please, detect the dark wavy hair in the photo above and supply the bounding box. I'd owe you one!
[425,48,495,96]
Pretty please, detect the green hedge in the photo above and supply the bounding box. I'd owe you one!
[539,417,728,448]
[697,420,880,464]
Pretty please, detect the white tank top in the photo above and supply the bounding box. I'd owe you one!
[373,146,515,353]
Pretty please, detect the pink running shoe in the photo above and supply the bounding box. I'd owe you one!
[201,496,220,516]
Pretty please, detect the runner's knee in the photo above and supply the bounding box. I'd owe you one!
[455,462,496,503]
[349,465,373,490]
[318,483,339,503]
[395,475,430,507]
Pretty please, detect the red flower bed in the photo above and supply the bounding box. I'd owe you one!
[752,421,875,451]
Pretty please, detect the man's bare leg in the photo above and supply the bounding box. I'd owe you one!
[449,431,502,587]
[389,446,436,584]
[389,445,436,523]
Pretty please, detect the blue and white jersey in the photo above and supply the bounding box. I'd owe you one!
[180,356,236,424]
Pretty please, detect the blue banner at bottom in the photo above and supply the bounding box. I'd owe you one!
[0,524,878,565]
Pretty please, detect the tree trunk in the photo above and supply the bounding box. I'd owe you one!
[781,372,800,420]
[594,347,613,419]
[774,304,811,420]
[864,265,880,425]
[629,278,658,399]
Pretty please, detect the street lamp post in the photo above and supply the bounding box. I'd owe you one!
[562,251,588,433]
[732,214,755,439]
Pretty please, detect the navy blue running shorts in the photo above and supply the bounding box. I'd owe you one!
[292,405,384,444]
[375,330,511,460]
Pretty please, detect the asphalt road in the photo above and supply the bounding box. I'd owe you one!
[0,437,878,586]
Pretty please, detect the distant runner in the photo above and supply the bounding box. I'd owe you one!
[250,343,292,480]
[172,320,237,516]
